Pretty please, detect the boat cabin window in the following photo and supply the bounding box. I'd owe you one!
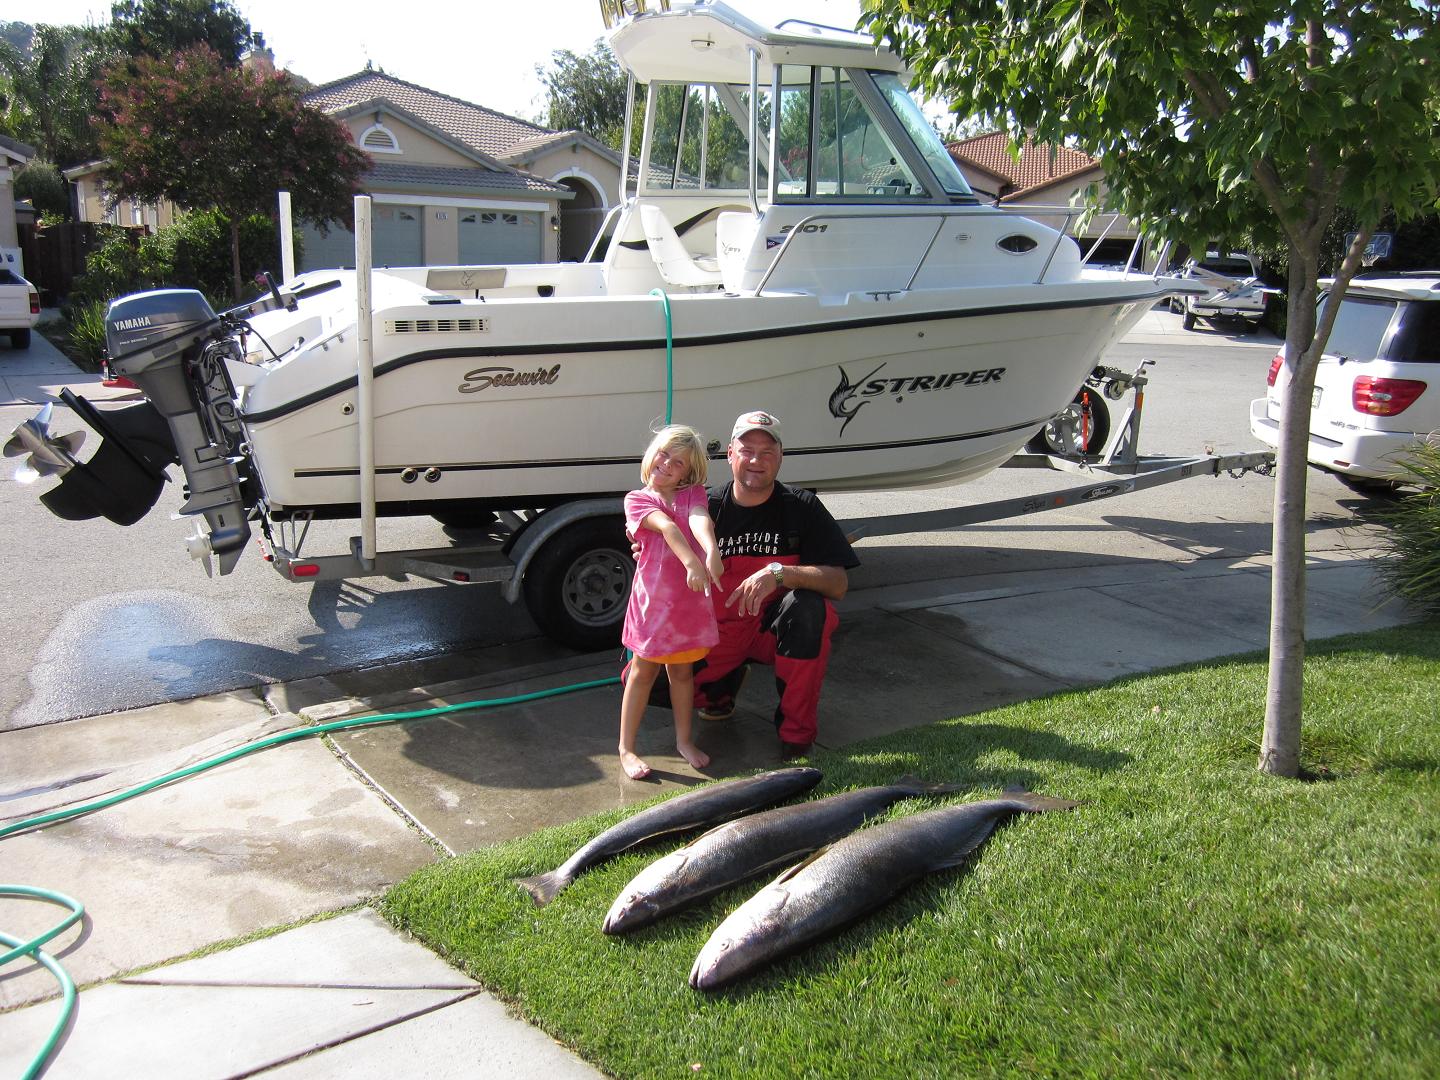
[774,66,923,199]
[645,82,770,193]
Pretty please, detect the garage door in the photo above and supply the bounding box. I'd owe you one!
[297,204,423,272]
[458,210,542,264]
[298,221,356,272]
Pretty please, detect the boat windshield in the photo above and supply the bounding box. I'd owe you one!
[870,73,973,199]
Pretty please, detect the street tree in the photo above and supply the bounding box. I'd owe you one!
[537,41,629,149]
[0,23,109,166]
[860,0,1440,777]
[104,0,260,67]
[99,45,367,299]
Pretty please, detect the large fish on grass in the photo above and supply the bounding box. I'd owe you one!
[689,791,1079,990]
[516,767,822,906]
[603,776,969,935]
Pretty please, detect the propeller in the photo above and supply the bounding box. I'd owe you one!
[4,403,86,484]
[183,518,217,578]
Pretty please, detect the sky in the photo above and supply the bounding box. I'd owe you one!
[3,1,874,125]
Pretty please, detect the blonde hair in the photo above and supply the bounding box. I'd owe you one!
[640,424,709,487]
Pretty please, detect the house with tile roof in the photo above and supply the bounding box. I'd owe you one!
[65,61,622,274]
[302,68,621,270]
[947,131,1145,265]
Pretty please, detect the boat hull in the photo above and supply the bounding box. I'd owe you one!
[239,281,1158,512]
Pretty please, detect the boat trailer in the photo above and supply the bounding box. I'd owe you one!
[255,359,1274,650]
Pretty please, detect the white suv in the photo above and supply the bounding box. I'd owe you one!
[1172,250,1268,332]
[1249,273,1439,491]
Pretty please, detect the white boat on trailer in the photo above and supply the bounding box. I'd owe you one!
[10,0,1214,647]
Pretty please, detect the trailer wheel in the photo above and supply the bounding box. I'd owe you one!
[522,517,632,651]
[1182,309,1197,331]
[1027,390,1111,457]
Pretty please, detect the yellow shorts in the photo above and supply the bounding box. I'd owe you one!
[641,647,711,665]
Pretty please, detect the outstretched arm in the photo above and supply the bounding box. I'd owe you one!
[688,503,724,586]
[637,510,709,593]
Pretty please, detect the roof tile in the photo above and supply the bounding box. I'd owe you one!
[305,70,553,159]
[947,131,1099,199]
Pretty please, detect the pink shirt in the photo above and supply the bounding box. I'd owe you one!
[622,483,719,660]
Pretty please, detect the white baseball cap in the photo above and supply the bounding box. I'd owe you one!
[731,410,782,446]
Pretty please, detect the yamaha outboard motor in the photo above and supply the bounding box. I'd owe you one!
[6,288,254,574]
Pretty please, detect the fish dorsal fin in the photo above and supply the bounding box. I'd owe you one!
[894,775,969,798]
[927,819,1000,872]
[773,844,831,884]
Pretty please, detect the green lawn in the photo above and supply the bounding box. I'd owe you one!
[381,622,1440,1079]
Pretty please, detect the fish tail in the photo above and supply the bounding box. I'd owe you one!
[515,870,570,907]
[1005,791,1081,813]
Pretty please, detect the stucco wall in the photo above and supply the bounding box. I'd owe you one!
[0,165,17,250]
[341,115,475,168]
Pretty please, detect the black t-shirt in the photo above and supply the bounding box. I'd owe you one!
[708,481,860,569]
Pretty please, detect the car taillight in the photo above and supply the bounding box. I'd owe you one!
[1352,376,1427,416]
[1266,353,1284,386]
[29,291,40,315]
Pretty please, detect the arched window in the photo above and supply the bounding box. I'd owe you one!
[359,123,401,155]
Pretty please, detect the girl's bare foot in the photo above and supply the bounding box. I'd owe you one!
[677,741,710,770]
[619,749,651,780]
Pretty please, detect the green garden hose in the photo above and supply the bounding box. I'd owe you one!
[650,287,674,424]
[0,675,617,1077]
[0,886,83,1080]
[0,286,678,1076]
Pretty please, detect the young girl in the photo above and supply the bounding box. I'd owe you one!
[619,425,724,780]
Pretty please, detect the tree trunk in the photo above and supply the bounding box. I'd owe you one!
[1259,231,1373,777]
[230,218,243,302]
[1260,262,1317,776]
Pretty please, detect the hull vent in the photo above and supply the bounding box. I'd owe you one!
[386,318,490,334]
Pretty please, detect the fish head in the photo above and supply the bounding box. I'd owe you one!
[601,850,690,935]
[689,885,791,991]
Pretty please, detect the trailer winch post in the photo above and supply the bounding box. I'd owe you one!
[354,194,377,568]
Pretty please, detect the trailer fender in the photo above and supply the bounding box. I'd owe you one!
[501,497,626,605]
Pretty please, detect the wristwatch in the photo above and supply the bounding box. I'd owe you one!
[766,561,785,585]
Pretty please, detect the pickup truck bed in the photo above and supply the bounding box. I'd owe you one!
[0,268,39,349]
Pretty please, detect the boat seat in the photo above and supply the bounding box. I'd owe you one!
[639,203,722,288]
[716,211,762,293]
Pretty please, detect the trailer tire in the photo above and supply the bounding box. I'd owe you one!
[522,516,633,651]
[1027,390,1111,457]
[1182,309,1197,331]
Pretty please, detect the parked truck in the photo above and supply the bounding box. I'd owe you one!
[0,249,40,350]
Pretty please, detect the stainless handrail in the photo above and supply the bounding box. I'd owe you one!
[750,204,1144,295]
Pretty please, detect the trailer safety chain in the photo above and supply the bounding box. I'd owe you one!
[1230,457,1276,479]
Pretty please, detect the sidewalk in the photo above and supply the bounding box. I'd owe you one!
[0,312,141,407]
[0,541,1421,1078]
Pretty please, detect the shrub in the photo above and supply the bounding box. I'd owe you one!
[57,298,109,371]
[152,209,283,304]
[70,209,282,309]
[1373,439,1440,613]
[15,161,70,220]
